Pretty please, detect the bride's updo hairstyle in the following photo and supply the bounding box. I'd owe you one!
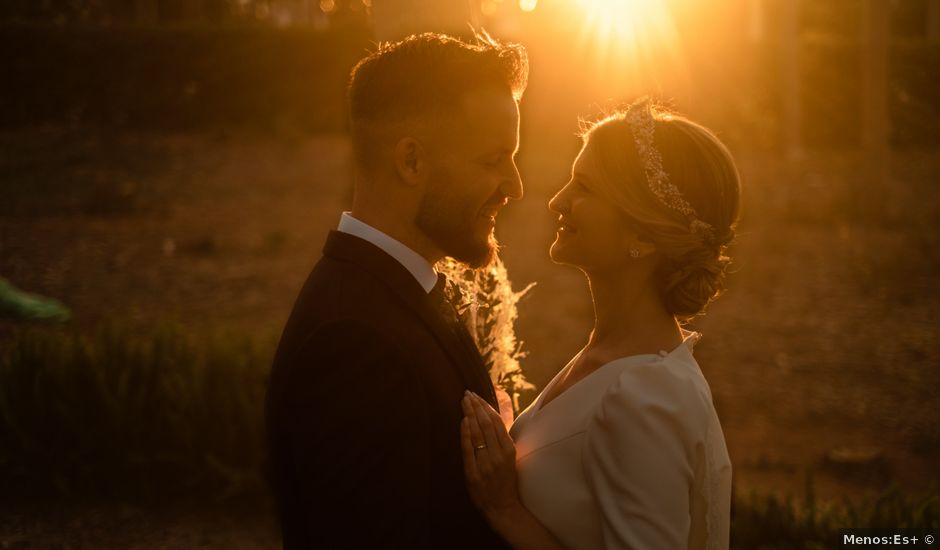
[583,99,741,321]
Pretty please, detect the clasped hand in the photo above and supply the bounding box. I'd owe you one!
[460,390,523,522]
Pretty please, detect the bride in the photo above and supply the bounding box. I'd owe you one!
[460,98,739,550]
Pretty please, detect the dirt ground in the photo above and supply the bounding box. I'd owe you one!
[2,129,938,545]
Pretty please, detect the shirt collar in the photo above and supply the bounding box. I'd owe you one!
[337,212,438,294]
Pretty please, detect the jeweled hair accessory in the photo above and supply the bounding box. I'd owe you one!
[624,98,715,240]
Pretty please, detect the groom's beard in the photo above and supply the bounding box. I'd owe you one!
[416,181,498,269]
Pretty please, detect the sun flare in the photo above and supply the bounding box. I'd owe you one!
[571,0,685,82]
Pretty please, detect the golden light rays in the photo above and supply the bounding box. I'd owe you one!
[520,0,539,12]
[514,0,690,96]
[575,0,686,79]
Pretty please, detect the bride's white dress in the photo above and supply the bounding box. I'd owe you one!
[509,331,732,550]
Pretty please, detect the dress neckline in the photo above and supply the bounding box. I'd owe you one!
[534,330,701,415]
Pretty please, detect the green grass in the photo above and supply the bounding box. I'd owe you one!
[0,324,273,503]
[732,474,939,548]
[1,324,936,543]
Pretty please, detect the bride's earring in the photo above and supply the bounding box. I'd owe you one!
[629,247,640,259]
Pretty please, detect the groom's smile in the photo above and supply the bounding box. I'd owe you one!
[479,198,508,224]
[415,86,522,268]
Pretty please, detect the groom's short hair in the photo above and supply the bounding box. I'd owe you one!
[347,31,528,174]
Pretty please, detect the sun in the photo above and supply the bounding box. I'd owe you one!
[571,0,685,81]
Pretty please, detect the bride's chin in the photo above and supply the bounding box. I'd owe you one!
[549,242,571,264]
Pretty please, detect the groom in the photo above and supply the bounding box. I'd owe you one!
[264,32,527,549]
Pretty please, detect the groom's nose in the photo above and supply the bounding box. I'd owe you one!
[500,161,523,201]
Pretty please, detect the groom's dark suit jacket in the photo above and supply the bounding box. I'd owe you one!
[265,230,508,549]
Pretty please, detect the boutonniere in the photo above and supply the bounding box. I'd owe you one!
[436,255,536,415]
[442,279,473,321]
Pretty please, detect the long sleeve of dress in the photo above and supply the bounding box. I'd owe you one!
[581,359,711,550]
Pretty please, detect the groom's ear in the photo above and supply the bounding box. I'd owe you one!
[393,137,427,187]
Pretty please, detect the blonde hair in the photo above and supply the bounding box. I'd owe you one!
[583,104,741,320]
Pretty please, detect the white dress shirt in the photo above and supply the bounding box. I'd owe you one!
[337,212,438,294]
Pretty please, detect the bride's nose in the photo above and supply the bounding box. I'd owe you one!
[548,183,571,215]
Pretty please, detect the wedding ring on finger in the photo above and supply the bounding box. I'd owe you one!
[474,444,487,450]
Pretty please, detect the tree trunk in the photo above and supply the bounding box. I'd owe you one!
[860,0,889,190]
[747,0,764,43]
[780,0,801,160]
[928,0,940,43]
[181,0,206,22]
[134,0,159,25]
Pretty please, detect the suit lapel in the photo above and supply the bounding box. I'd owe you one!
[447,304,498,405]
[322,231,497,406]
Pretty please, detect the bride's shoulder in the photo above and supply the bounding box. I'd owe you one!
[595,353,715,429]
